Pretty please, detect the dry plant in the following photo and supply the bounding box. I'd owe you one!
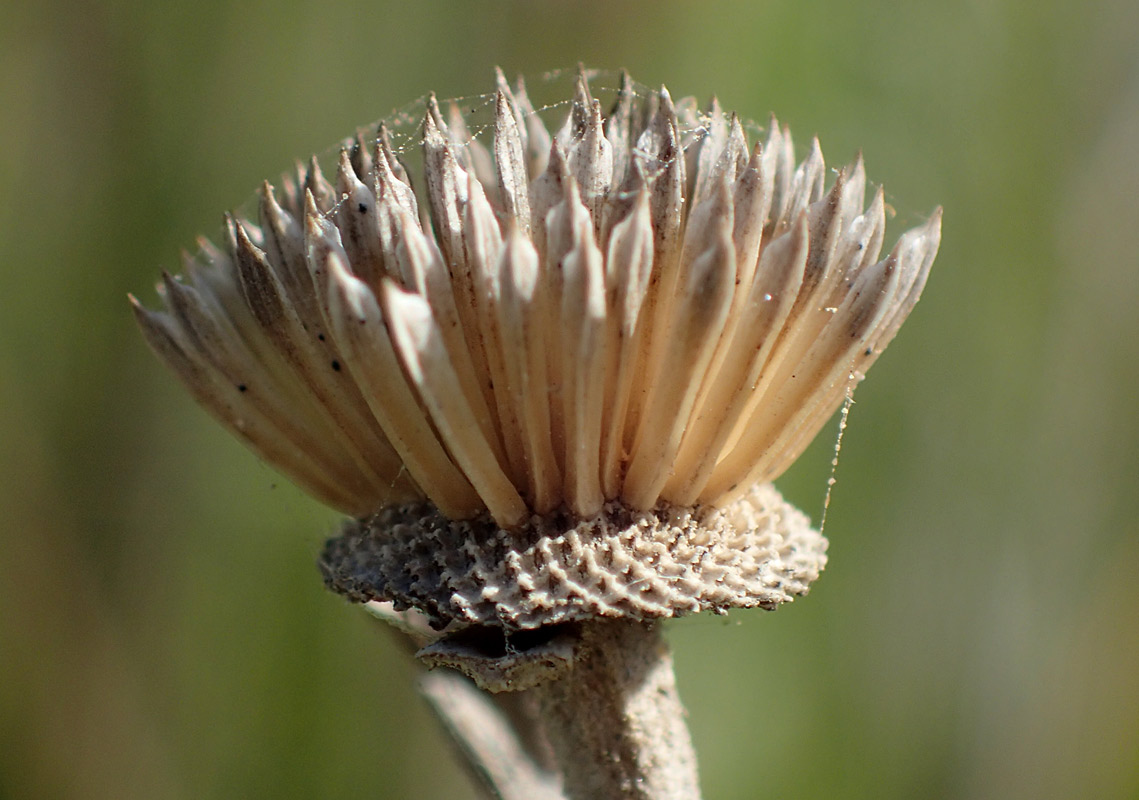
[133,67,940,799]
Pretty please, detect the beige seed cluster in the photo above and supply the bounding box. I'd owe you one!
[134,68,940,531]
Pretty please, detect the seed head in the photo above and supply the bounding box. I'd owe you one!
[134,68,940,628]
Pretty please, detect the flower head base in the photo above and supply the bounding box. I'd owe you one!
[134,68,939,626]
[323,482,823,630]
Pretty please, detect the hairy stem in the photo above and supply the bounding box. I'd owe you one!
[531,619,701,800]
[405,613,700,800]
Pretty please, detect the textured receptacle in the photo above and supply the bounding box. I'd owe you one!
[320,481,827,632]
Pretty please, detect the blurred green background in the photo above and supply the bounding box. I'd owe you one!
[3,0,1137,797]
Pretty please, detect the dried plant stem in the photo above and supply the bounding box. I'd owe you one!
[419,671,564,800]
[530,620,701,800]
[384,610,700,800]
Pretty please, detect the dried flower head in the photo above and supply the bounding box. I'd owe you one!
[134,68,939,629]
